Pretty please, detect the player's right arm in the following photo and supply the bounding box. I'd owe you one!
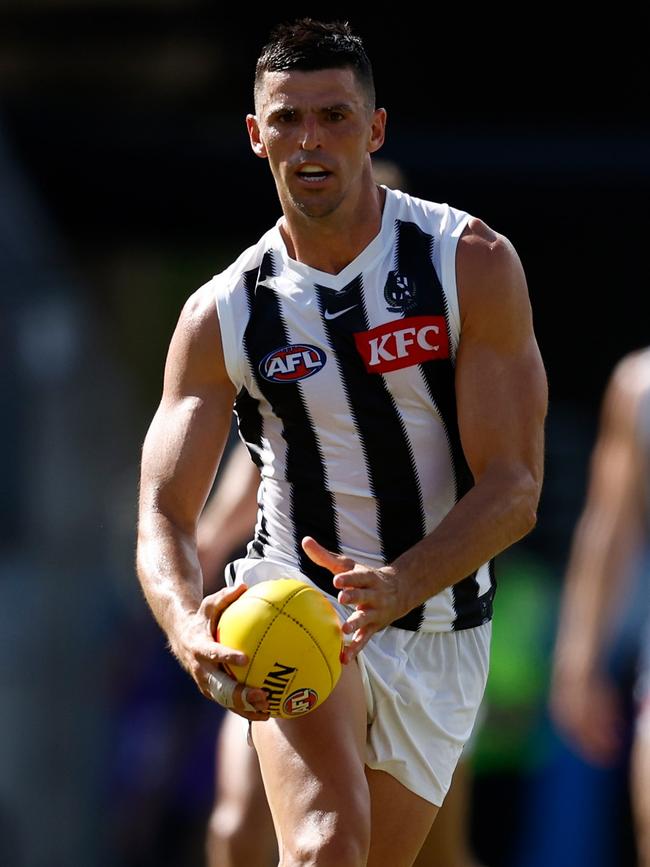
[136,283,269,718]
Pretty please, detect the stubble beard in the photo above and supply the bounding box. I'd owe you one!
[284,183,346,221]
[292,197,341,219]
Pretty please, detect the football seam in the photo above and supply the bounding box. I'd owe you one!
[245,606,282,681]
[246,590,339,689]
[244,587,334,689]
[278,608,338,688]
[244,586,306,679]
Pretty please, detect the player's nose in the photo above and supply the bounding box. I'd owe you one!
[299,116,322,150]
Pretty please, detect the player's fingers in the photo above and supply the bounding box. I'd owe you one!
[202,583,248,622]
[204,668,238,706]
[189,630,248,668]
[234,683,270,716]
[332,569,374,591]
[341,607,374,635]
[336,583,376,606]
[209,641,248,668]
[205,669,268,714]
[301,536,355,574]
[341,628,374,664]
[202,585,249,645]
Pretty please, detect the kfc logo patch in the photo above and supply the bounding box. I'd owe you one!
[354,316,449,374]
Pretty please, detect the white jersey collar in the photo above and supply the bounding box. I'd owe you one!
[269,187,399,290]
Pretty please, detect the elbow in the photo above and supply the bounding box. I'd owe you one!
[511,471,542,540]
[518,498,538,539]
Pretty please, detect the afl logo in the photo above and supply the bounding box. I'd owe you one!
[283,688,319,716]
[259,344,326,383]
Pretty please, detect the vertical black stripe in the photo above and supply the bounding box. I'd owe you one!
[234,386,266,558]
[488,557,496,593]
[316,276,426,631]
[234,387,264,469]
[250,478,270,560]
[395,220,495,628]
[241,257,340,596]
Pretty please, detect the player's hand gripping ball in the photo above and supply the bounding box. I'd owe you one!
[217,579,343,718]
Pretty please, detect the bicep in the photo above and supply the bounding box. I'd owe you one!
[455,229,547,486]
[139,289,237,533]
[140,393,234,532]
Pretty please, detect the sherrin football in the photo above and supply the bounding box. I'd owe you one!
[216,578,343,718]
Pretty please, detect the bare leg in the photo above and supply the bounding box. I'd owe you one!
[366,768,438,867]
[413,759,484,867]
[253,659,446,867]
[252,661,370,867]
[207,712,277,867]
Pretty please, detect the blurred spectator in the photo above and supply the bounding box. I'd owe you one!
[551,348,650,865]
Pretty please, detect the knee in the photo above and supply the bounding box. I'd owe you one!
[288,811,370,867]
[290,835,369,867]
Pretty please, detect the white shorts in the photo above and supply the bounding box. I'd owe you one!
[226,558,491,806]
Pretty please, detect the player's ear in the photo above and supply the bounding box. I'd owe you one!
[367,107,387,155]
[247,114,268,159]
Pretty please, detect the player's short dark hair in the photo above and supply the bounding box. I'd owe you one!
[254,19,375,110]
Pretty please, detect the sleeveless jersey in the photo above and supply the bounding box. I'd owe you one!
[212,187,495,632]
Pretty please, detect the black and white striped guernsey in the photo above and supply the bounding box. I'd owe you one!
[212,187,495,632]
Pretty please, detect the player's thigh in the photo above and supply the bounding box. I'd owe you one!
[366,767,438,867]
[251,659,370,855]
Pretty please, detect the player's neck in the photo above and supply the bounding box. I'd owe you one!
[279,183,386,276]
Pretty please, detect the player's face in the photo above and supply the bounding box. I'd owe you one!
[247,68,386,219]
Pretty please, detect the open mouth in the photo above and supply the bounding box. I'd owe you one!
[295,164,332,183]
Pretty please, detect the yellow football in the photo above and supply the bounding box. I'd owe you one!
[216,578,343,718]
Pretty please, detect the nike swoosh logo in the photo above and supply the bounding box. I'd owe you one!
[323,305,358,320]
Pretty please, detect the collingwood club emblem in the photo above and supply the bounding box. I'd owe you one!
[384,272,417,312]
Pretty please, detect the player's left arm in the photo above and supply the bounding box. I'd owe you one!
[304,218,548,660]
[426,217,548,580]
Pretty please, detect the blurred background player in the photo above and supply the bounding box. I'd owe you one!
[551,348,650,866]
[198,153,486,867]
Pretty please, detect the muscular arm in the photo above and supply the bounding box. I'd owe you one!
[305,218,548,658]
[136,284,268,716]
[395,219,547,594]
[550,353,649,761]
